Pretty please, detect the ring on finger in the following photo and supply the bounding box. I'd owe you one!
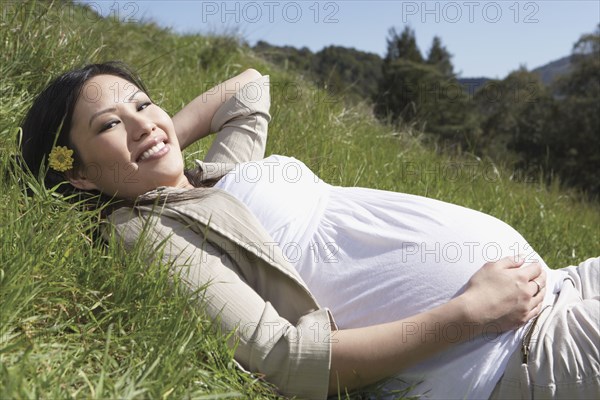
[532,279,541,297]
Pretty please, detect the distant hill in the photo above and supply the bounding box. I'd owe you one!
[457,55,576,96]
[457,56,574,94]
[457,77,490,94]
[531,55,572,85]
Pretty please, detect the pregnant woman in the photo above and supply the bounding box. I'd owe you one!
[19,62,599,399]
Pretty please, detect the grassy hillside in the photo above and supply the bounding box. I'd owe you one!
[1,1,598,399]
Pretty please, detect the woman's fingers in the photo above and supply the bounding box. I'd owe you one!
[523,300,544,323]
[517,261,547,298]
[526,264,546,296]
[500,256,548,329]
[519,259,542,278]
[531,279,543,297]
[464,255,549,331]
[498,254,526,269]
[501,254,547,297]
[522,270,546,326]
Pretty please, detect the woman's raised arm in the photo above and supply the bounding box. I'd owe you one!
[328,255,547,396]
[172,68,263,149]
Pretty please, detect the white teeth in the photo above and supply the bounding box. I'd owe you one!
[139,141,166,162]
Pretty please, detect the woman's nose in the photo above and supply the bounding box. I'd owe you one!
[130,116,156,141]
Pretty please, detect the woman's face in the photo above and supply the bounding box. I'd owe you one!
[68,74,191,199]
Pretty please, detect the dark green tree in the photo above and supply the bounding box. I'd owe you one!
[384,26,423,63]
[427,36,454,77]
[253,40,314,72]
[556,25,600,98]
[545,25,600,195]
[475,25,600,196]
[313,46,382,101]
[474,67,553,161]
[253,41,382,104]
[375,28,477,146]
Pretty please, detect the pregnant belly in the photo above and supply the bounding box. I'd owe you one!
[293,186,545,329]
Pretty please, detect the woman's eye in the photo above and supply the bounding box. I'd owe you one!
[100,120,120,132]
[137,101,152,111]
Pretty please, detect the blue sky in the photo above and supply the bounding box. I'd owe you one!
[78,1,600,79]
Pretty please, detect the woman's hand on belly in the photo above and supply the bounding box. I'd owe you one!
[326,255,547,395]
[461,255,547,333]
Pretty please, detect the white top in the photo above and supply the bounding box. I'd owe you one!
[214,154,567,399]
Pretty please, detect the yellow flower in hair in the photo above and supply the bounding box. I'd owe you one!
[48,146,74,172]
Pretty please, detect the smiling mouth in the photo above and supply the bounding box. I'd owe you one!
[138,141,168,162]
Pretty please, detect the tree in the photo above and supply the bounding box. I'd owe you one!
[475,25,600,196]
[546,25,600,195]
[474,67,553,161]
[252,41,382,104]
[384,26,423,63]
[427,36,454,77]
[556,25,600,98]
[375,27,477,146]
[313,46,383,101]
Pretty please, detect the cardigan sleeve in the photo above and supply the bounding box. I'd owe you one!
[105,208,333,400]
[202,74,271,164]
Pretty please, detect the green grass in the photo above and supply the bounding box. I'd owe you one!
[1,1,599,399]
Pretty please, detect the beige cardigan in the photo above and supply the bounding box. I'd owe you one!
[104,75,337,399]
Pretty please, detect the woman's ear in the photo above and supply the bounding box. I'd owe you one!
[65,167,99,191]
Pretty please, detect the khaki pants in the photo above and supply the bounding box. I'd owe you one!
[490,257,600,399]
